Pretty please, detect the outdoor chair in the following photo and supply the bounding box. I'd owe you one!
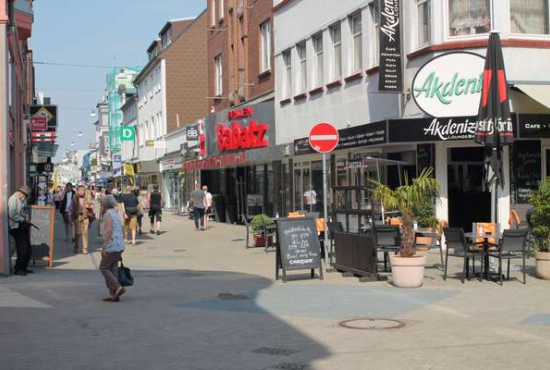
[262,218,277,252]
[327,221,344,263]
[242,215,262,249]
[488,229,528,285]
[375,225,401,272]
[443,227,484,283]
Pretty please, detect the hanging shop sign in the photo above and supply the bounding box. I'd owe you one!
[29,117,47,131]
[186,122,200,144]
[30,105,57,131]
[120,127,135,141]
[205,101,275,157]
[412,52,485,118]
[378,0,403,92]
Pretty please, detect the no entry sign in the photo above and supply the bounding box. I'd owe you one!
[309,122,339,153]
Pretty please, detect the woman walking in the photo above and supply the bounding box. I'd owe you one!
[122,186,139,244]
[71,185,94,254]
[99,195,126,302]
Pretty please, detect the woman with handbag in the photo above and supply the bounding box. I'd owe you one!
[121,186,139,245]
[99,195,126,302]
[71,185,94,254]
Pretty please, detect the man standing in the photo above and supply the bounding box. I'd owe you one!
[147,185,163,235]
[303,186,317,212]
[71,185,94,254]
[202,185,213,230]
[190,184,206,231]
[121,186,139,244]
[60,183,75,241]
[8,186,33,276]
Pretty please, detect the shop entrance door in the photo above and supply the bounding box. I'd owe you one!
[447,147,491,231]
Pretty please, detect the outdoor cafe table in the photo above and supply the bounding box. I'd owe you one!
[464,231,500,280]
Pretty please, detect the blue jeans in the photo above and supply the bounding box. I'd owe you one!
[193,207,205,229]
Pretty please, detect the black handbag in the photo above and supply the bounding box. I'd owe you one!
[117,261,134,287]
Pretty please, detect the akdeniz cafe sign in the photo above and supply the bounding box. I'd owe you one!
[412,52,485,118]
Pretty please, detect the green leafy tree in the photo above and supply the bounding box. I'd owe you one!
[370,167,441,257]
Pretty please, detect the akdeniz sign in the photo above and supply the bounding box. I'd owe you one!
[412,52,485,118]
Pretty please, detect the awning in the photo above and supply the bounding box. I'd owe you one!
[511,83,550,113]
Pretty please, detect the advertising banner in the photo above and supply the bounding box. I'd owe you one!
[378,0,403,92]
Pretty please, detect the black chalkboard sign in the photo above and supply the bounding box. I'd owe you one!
[275,218,323,282]
[29,205,55,267]
[513,141,541,204]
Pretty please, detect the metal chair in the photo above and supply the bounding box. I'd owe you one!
[262,218,277,252]
[488,229,528,285]
[242,214,262,249]
[443,227,484,283]
[327,221,344,264]
[375,225,401,272]
[415,232,444,269]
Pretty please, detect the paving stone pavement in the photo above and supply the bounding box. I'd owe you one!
[1,212,550,370]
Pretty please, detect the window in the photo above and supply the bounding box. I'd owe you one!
[330,24,342,80]
[417,0,431,45]
[161,29,172,49]
[350,13,362,72]
[313,34,324,86]
[211,0,216,26]
[260,21,272,73]
[449,0,491,37]
[151,116,156,139]
[511,0,549,34]
[297,43,307,92]
[283,50,292,98]
[369,1,380,66]
[214,54,223,96]
[219,0,224,19]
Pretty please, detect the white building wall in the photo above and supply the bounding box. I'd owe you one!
[136,59,166,162]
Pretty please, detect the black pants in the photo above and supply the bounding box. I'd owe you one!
[193,207,205,229]
[10,226,31,272]
[137,215,143,231]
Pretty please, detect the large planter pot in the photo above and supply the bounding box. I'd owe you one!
[535,251,550,280]
[253,234,273,248]
[390,255,427,288]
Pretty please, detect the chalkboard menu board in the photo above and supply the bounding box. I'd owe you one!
[276,218,323,282]
[512,141,541,204]
[29,205,55,267]
[417,144,435,176]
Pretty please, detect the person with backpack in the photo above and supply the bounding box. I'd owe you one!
[147,185,163,235]
[121,186,139,245]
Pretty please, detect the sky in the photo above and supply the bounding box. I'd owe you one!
[31,0,206,161]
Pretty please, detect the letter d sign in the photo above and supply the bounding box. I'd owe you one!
[121,127,135,141]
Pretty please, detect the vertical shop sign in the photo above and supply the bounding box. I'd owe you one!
[378,0,402,92]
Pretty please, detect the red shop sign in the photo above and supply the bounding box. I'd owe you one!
[217,121,269,151]
[228,107,254,120]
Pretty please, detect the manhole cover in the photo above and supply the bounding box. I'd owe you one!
[217,293,250,300]
[253,347,298,356]
[339,318,406,330]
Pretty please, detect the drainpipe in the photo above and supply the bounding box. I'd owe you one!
[0,12,10,275]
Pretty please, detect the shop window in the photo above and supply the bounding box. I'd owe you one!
[282,50,292,98]
[368,1,380,67]
[511,0,549,34]
[297,42,307,93]
[330,23,342,81]
[313,33,324,87]
[349,12,363,73]
[417,0,431,46]
[260,21,272,73]
[448,0,491,37]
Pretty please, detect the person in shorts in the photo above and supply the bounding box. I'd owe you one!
[147,185,163,235]
[202,185,213,230]
[122,186,139,245]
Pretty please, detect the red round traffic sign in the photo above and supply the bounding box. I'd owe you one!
[309,122,339,154]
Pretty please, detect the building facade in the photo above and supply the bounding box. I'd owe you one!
[1,0,35,275]
[134,13,208,188]
[274,0,550,231]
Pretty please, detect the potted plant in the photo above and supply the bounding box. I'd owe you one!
[251,214,274,248]
[371,167,440,288]
[529,178,550,280]
[413,193,439,251]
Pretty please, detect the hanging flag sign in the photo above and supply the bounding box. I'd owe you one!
[120,127,135,141]
[29,117,47,131]
[378,0,403,92]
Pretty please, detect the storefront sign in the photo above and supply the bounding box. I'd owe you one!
[186,123,200,143]
[30,105,57,131]
[389,116,479,142]
[205,101,275,157]
[412,52,485,118]
[120,127,135,141]
[29,117,47,131]
[378,0,402,92]
[293,121,388,156]
[216,121,269,151]
[183,152,246,171]
[517,114,550,138]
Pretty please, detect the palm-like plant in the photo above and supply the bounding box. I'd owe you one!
[370,167,440,257]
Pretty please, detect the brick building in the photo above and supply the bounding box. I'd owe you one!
[133,12,208,187]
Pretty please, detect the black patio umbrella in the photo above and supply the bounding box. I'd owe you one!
[475,31,514,221]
